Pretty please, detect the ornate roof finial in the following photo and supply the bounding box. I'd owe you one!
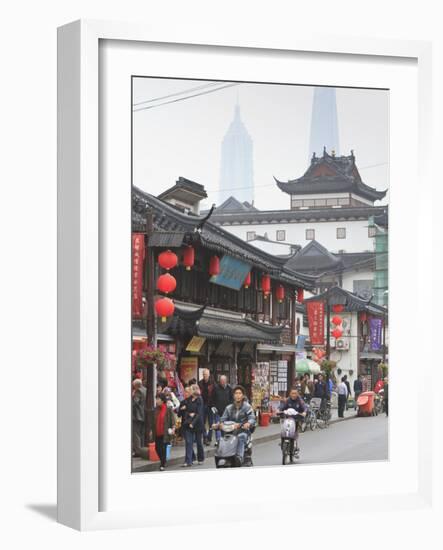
[331,148,336,157]
[323,146,327,157]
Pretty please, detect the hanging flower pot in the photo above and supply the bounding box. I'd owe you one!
[276,284,285,303]
[182,245,195,271]
[261,274,271,298]
[332,315,342,326]
[156,273,177,295]
[209,255,220,276]
[155,297,175,322]
[296,288,304,303]
[332,304,344,313]
[158,249,178,271]
[331,327,343,339]
[243,272,251,289]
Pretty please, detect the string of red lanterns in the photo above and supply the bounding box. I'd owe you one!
[261,274,271,298]
[331,327,343,339]
[209,255,220,277]
[243,272,251,289]
[276,284,285,303]
[156,249,178,323]
[183,245,195,271]
[332,304,344,313]
[296,288,304,303]
[331,315,342,326]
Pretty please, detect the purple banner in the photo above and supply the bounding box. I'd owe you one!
[369,317,383,351]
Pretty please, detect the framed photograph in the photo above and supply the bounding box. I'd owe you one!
[58,20,433,531]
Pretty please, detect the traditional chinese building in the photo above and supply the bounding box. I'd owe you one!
[211,149,388,254]
[132,184,316,403]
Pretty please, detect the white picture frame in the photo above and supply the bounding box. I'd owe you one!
[57,19,434,531]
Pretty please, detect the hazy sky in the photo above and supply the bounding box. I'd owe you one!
[132,78,389,211]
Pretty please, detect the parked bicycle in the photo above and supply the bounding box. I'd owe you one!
[299,402,318,432]
[310,397,331,429]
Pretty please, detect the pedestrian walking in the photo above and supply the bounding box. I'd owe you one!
[383,376,389,416]
[342,374,352,410]
[132,378,146,457]
[353,374,363,410]
[181,384,205,467]
[210,375,233,444]
[301,373,314,403]
[198,368,214,445]
[151,393,176,471]
[337,376,348,418]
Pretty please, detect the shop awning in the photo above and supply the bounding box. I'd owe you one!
[168,303,283,344]
[296,358,321,374]
[256,344,297,354]
[360,352,384,360]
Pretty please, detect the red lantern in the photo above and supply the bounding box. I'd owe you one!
[331,327,343,339]
[296,288,304,303]
[359,311,368,322]
[155,297,175,322]
[158,249,178,271]
[261,274,271,298]
[276,284,285,303]
[332,304,344,313]
[156,273,176,295]
[209,255,220,276]
[332,315,342,326]
[183,245,195,271]
[243,272,251,289]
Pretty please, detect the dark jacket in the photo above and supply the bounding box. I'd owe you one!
[353,379,363,393]
[314,380,329,399]
[180,396,205,432]
[152,405,176,443]
[280,396,307,414]
[198,378,214,405]
[210,383,233,416]
[220,399,256,427]
[132,386,146,422]
[344,380,351,397]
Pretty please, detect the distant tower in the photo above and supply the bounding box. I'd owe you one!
[218,103,254,205]
[309,87,340,159]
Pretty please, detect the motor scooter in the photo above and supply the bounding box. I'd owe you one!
[278,408,304,465]
[214,420,253,468]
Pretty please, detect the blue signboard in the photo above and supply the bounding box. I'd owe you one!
[210,255,251,291]
[296,335,307,350]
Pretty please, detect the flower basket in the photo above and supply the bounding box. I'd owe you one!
[135,346,173,370]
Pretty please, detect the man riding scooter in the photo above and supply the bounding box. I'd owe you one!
[279,387,307,458]
[213,385,256,467]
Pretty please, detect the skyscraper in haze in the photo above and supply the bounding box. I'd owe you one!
[309,87,340,158]
[218,104,254,206]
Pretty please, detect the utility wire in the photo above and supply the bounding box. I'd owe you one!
[133,83,240,112]
[133,81,221,107]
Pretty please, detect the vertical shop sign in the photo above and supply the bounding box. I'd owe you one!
[306,301,325,345]
[132,233,145,318]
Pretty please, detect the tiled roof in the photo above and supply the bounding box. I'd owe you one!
[132,186,316,289]
[275,151,387,202]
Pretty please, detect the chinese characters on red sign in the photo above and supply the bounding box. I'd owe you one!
[132,233,145,318]
[306,301,325,345]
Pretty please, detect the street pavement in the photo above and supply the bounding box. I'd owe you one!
[166,414,388,471]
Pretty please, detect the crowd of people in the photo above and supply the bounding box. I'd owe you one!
[132,367,389,471]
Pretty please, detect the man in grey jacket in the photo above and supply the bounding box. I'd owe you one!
[218,385,256,465]
[132,378,147,457]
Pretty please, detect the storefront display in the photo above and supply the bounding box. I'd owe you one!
[251,362,270,411]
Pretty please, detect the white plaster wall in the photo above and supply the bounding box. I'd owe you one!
[341,269,375,293]
[223,219,375,253]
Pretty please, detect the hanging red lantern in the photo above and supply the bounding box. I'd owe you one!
[158,249,178,271]
[359,311,368,322]
[296,288,304,303]
[182,245,195,271]
[276,284,285,303]
[209,255,220,276]
[156,273,177,295]
[332,315,342,326]
[243,272,251,289]
[332,304,344,313]
[155,297,175,322]
[331,327,343,339]
[261,274,271,298]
